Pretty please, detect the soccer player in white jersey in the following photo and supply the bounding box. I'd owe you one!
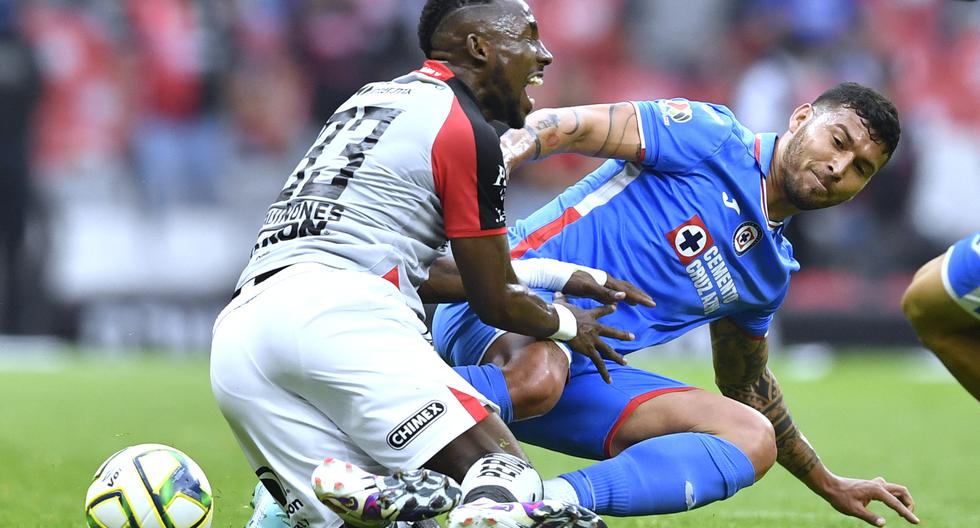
[903,232,980,402]
[210,1,647,528]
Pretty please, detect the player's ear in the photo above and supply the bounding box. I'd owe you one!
[466,33,491,65]
[787,103,813,134]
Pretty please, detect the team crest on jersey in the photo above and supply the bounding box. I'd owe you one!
[658,99,693,125]
[733,221,762,256]
[666,215,714,265]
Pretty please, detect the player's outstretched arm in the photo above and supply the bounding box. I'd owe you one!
[901,255,980,401]
[500,103,644,172]
[709,318,919,526]
[419,255,655,307]
[451,234,632,383]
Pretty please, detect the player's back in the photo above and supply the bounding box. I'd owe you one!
[508,99,800,351]
[237,61,507,315]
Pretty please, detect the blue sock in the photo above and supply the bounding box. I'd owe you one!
[453,364,514,423]
[560,433,756,515]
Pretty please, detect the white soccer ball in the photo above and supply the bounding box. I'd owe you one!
[85,443,213,528]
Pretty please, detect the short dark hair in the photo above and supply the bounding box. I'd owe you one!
[418,0,493,58]
[813,82,901,157]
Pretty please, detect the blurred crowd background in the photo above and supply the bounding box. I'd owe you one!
[0,0,978,351]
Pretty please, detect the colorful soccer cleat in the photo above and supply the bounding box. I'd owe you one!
[246,482,290,528]
[312,457,462,528]
[447,498,606,528]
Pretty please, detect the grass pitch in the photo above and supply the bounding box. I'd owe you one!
[1,350,977,527]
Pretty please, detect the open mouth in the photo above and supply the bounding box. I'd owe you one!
[523,72,544,109]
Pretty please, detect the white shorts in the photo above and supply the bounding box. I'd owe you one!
[210,263,494,528]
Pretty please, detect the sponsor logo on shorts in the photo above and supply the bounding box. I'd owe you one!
[387,401,447,450]
[733,221,762,256]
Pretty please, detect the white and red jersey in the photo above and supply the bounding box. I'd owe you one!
[238,61,508,316]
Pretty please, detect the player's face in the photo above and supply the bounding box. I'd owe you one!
[778,104,889,211]
[483,0,553,128]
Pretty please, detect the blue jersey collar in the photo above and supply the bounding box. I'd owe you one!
[754,133,778,178]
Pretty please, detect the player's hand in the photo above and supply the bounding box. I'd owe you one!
[562,271,656,307]
[554,292,633,384]
[820,474,918,526]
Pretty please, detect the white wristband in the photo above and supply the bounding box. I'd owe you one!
[548,303,577,341]
[571,265,607,288]
[511,258,608,291]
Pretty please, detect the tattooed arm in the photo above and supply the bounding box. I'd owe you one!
[500,103,643,172]
[710,317,919,526]
[709,317,819,477]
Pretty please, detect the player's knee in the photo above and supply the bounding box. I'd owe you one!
[746,410,776,478]
[725,406,776,480]
[500,349,566,419]
[900,287,927,331]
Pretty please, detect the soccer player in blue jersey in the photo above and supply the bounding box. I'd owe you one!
[903,232,980,402]
[433,82,920,526]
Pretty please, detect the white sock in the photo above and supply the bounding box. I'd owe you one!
[460,453,543,503]
[543,477,580,505]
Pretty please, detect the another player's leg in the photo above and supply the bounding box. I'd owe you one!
[510,366,774,516]
[902,252,980,401]
[434,303,568,423]
[550,388,773,515]
[433,299,771,517]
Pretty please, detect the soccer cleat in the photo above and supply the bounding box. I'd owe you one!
[246,482,290,528]
[312,457,462,528]
[447,498,606,528]
[392,520,441,528]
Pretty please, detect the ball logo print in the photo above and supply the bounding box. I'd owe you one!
[85,444,213,528]
[666,215,714,265]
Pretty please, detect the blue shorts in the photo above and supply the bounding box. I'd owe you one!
[432,298,694,460]
[942,232,980,321]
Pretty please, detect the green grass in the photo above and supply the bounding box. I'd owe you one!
[1,351,977,527]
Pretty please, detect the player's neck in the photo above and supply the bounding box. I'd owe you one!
[444,62,497,123]
[765,138,800,222]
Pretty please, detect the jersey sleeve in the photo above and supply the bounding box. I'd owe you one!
[727,286,788,338]
[633,99,739,173]
[727,309,775,339]
[431,97,508,238]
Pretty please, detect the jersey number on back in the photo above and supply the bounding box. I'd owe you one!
[278,106,404,201]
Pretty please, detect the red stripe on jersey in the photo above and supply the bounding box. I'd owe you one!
[381,266,399,289]
[510,207,583,259]
[449,386,489,422]
[754,134,762,164]
[433,98,506,238]
[602,386,697,458]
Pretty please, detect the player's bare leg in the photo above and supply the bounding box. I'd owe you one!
[483,333,776,477]
[483,334,569,420]
[607,389,776,478]
[902,255,980,402]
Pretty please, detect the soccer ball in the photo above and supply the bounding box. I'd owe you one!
[85,443,213,528]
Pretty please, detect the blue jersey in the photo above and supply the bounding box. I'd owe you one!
[507,99,799,352]
[942,231,980,320]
